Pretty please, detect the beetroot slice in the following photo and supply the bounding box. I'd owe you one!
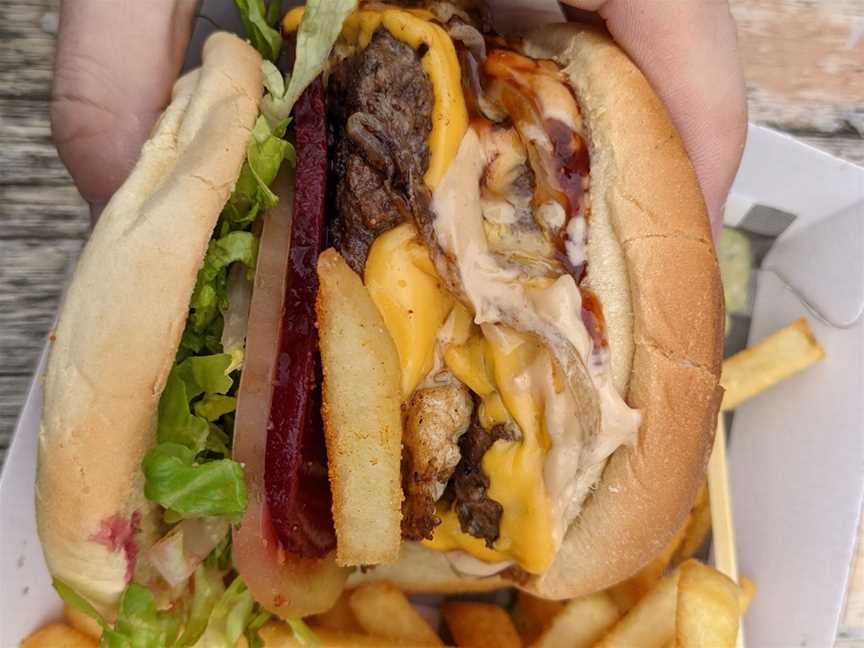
[264,77,336,558]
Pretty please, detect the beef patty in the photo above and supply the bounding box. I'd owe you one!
[450,414,516,548]
[327,28,434,273]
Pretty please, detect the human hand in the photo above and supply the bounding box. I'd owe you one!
[561,0,747,236]
[51,0,197,220]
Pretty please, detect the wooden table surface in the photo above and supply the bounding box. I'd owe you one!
[1,0,862,640]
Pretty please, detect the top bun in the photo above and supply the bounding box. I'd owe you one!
[36,32,263,616]
[520,23,723,598]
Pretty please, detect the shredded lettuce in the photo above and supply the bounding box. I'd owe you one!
[155,354,234,469]
[142,443,247,517]
[186,232,258,342]
[157,371,210,452]
[222,115,294,230]
[147,518,231,589]
[175,568,223,647]
[55,573,280,648]
[194,577,274,648]
[287,617,319,647]
[175,354,234,398]
[102,584,181,648]
[246,610,273,648]
[53,578,110,630]
[234,0,283,62]
[263,0,358,124]
[194,394,237,422]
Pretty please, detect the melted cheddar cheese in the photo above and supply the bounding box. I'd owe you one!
[365,223,453,397]
[282,5,467,188]
[426,325,557,574]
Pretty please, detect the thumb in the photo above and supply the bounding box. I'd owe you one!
[52,0,197,213]
[561,0,747,235]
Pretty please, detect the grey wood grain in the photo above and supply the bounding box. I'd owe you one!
[0,0,85,464]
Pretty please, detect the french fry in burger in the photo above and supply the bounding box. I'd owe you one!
[35,0,723,642]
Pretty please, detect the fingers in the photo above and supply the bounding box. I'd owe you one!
[52,0,197,208]
[561,0,747,235]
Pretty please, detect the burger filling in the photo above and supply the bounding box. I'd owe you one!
[289,2,641,577]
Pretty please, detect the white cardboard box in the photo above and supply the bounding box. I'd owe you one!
[724,126,864,647]
[2,3,863,643]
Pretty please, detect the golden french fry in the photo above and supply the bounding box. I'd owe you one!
[260,621,443,647]
[530,591,619,648]
[349,582,443,645]
[512,591,563,644]
[609,518,690,613]
[721,318,825,410]
[317,249,404,565]
[739,576,757,614]
[673,481,712,564]
[442,601,522,648]
[21,623,98,648]
[63,604,102,640]
[595,570,680,648]
[708,417,738,586]
[310,591,364,634]
[676,560,742,648]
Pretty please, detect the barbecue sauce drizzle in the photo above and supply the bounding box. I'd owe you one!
[472,46,607,348]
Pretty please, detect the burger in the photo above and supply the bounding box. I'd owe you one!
[35,0,723,642]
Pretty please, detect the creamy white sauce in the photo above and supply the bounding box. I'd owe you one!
[431,129,640,567]
[481,198,517,225]
[565,215,587,268]
[536,200,566,232]
[446,551,513,577]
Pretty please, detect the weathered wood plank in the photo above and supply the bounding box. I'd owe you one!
[731,0,864,133]
[0,99,77,189]
[0,2,57,101]
[0,375,32,462]
[0,238,81,375]
[0,184,89,240]
[796,134,864,166]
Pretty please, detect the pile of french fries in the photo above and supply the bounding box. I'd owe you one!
[22,314,824,647]
[29,549,751,648]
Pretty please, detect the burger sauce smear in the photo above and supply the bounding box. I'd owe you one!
[480,49,605,349]
[264,77,336,557]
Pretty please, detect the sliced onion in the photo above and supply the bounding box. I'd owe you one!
[449,22,486,61]
[146,517,230,588]
[232,165,348,617]
[221,263,253,371]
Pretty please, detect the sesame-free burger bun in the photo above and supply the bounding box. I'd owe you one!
[35,33,263,616]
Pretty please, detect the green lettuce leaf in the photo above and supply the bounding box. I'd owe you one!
[157,355,233,454]
[194,394,237,422]
[102,584,181,648]
[263,0,357,123]
[287,617,319,647]
[234,0,282,62]
[175,568,223,647]
[198,577,254,647]
[142,443,246,516]
[204,423,232,457]
[245,609,273,648]
[175,354,233,399]
[157,372,209,453]
[223,115,294,227]
[189,232,257,334]
[53,578,109,630]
